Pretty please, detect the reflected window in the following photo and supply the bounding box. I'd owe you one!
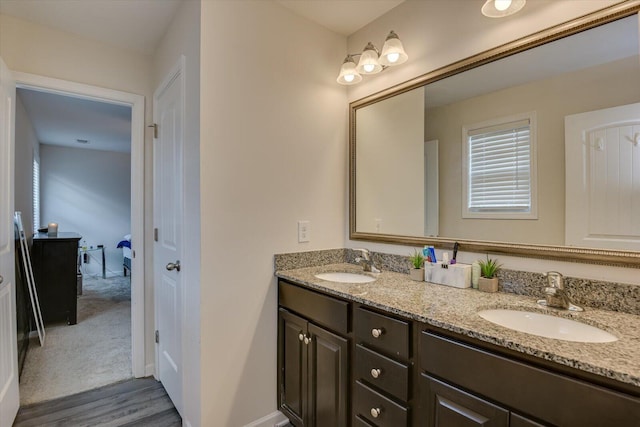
[462,112,538,219]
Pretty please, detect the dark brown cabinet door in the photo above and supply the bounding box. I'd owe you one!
[421,374,508,427]
[279,309,308,426]
[308,323,349,427]
[278,307,350,427]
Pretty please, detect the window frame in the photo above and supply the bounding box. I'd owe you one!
[33,156,40,233]
[462,112,538,220]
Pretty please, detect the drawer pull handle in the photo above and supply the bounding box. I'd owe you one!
[298,333,305,342]
[370,368,382,379]
[370,407,381,418]
[371,328,383,338]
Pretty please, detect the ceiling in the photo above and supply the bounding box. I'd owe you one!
[17,89,132,153]
[3,0,403,153]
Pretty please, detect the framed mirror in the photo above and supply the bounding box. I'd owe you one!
[350,3,640,266]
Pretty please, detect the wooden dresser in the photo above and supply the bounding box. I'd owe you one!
[31,232,82,325]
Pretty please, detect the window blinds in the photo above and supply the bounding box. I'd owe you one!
[467,119,531,213]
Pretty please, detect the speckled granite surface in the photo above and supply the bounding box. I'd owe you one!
[276,249,639,315]
[276,263,640,389]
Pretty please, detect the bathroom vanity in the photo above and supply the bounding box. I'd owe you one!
[276,263,640,427]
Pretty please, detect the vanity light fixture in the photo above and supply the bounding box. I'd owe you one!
[481,0,526,18]
[337,30,408,85]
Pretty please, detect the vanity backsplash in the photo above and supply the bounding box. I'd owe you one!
[274,248,640,316]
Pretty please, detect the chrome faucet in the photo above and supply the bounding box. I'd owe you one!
[537,271,583,311]
[353,248,381,273]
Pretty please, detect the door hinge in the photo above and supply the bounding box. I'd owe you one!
[154,228,158,242]
[155,330,159,344]
[149,123,158,139]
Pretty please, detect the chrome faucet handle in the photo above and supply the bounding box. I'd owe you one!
[353,248,371,261]
[545,271,564,289]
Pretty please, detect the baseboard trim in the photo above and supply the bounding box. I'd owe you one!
[144,363,155,378]
[244,410,288,427]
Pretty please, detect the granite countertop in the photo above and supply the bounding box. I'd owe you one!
[276,263,640,389]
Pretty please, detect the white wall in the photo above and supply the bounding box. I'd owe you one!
[152,0,201,425]
[345,0,640,286]
[14,95,39,237]
[39,145,130,276]
[199,1,347,425]
[0,12,156,367]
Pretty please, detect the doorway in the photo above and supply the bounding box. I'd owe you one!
[13,72,146,402]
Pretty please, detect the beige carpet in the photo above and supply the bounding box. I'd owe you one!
[19,275,133,405]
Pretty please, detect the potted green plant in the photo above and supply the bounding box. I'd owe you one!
[408,249,425,281]
[477,256,502,292]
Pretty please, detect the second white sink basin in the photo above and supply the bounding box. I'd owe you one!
[478,309,617,343]
[314,272,377,284]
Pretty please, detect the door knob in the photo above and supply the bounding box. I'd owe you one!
[166,261,181,272]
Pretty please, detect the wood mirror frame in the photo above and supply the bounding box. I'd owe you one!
[349,1,640,267]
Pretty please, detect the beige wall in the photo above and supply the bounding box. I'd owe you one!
[357,87,425,235]
[345,0,640,286]
[0,12,157,371]
[429,56,639,244]
[14,95,39,238]
[152,0,201,425]
[199,1,346,424]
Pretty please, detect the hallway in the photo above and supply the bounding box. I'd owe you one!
[13,377,181,426]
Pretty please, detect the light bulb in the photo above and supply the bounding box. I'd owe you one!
[364,64,375,73]
[344,74,355,83]
[386,52,400,63]
[494,0,512,11]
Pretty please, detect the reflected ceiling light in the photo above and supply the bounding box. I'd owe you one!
[337,30,408,85]
[482,0,526,18]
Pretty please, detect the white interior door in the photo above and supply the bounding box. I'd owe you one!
[0,57,19,427]
[565,102,640,250]
[153,59,184,415]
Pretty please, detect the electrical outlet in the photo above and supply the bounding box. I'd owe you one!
[298,220,310,243]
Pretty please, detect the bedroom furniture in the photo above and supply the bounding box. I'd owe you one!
[31,232,82,325]
[118,234,132,276]
[79,245,106,279]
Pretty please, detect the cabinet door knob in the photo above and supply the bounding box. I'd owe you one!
[299,333,305,342]
[304,336,311,345]
[370,407,381,418]
[370,368,382,379]
[371,328,383,338]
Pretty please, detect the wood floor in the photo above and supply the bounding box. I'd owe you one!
[13,377,181,427]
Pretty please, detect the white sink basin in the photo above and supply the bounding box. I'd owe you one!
[314,272,377,284]
[478,309,617,343]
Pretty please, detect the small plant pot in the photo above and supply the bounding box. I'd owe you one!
[478,277,499,292]
[409,268,424,281]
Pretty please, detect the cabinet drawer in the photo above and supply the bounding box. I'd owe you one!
[354,380,408,427]
[354,307,409,360]
[355,344,409,401]
[420,331,640,427]
[422,374,508,427]
[279,280,349,335]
